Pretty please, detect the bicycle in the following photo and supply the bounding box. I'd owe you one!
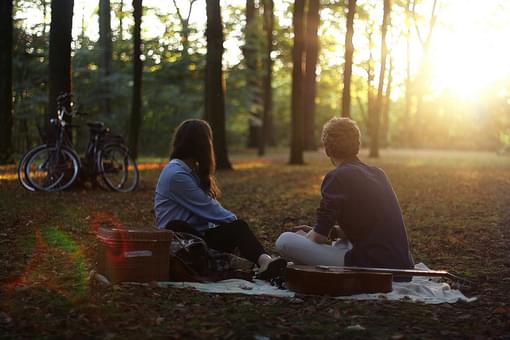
[18,93,139,192]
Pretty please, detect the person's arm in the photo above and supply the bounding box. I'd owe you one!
[306,229,329,244]
[313,172,344,242]
[168,171,237,224]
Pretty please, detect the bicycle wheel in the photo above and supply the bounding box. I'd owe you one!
[17,145,47,192]
[25,145,80,192]
[98,144,139,192]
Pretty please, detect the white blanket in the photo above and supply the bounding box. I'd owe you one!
[156,263,476,304]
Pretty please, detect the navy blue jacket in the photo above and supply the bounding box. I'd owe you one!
[314,159,414,269]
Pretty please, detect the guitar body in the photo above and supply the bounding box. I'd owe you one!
[286,265,393,296]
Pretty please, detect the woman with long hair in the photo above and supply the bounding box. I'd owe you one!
[154,119,285,279]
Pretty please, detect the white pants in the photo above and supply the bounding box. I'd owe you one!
[275,232,352,266]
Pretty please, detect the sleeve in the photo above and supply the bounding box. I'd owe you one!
[168,171,237,225]
[314,172,343,237]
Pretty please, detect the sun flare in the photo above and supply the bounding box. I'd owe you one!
[427,0,510,100]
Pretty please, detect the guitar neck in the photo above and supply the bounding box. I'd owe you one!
[316,265,449,277]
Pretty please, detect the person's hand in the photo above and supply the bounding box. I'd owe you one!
[306,230,329,244]
[292,225,312,233]
[329,225,346,240]
[295,229,307,236]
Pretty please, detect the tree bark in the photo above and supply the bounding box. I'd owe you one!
[119,0,124,42]
[47,0,74,143]
[369,0,390,158]
[99,0,113,115]
[365,27,374,136]
[412,0,438,146]
[128,0,143,159]
[341,0,356,118]
[243,0,263,153]
[172,0,197,59]
[404,0,412,146]
[289,0,305,165]
[0,0,13,163]
[303,0,320,151]
[173,0,197,94]
[205,0,232,170]
[262,0,275,150]
[381,54,393,147]
[42,0,48,36]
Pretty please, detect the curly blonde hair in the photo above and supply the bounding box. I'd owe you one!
[321,117,361,159]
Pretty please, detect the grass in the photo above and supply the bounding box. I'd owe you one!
[0,148,509,339]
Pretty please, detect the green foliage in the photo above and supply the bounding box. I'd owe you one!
[9,0,510,160]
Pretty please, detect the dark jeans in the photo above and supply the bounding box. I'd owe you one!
[165,219,266,264]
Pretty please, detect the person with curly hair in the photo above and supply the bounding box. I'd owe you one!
[275,117,414,271]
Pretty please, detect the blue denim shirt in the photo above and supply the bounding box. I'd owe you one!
[154,159,237,233]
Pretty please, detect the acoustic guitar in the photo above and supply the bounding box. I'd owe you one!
[286,264,459,296]
[286,265,392,296]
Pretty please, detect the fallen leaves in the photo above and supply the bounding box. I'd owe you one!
[0,150,510,338]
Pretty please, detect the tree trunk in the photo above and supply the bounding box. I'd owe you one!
[128,0,143,159]
[412,0,438,147]
[289,0,305,165]
[381,54,393,147]
[0,0,13,163]
[341,0,356,118]
[172,0,196,59]
[404,0,412,146]
[173,0,197,99]
[365,27,374,136]
[303,0,320,151]
[369,0,390,158]
[42,0,48,36]
[262,0,275,149]
[243,0,263,153]
[99,0,113,115]
[205,0,232,170]
[47,0,74,143]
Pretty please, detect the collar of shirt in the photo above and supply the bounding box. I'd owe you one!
[170,158,192,173]
[170,158,201,184]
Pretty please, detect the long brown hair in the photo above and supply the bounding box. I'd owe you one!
[170,119,220,198]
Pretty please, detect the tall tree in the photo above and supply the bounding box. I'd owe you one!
[0,0,13,163]
[341,0,357,118]
[42,0,49,36]
[243,0,264,154]
[303,0,320,150]
[404,0,412,146]
[412,0,439,146]
[172,0,197,111]
[128,0,143,159]
[47,0,74,142]
[289,0,306,165]
[118,0,125,42]
[381,54,393,146]
[361,25,375,136]
[99,0,113,115]
[369,0,391,158]
[262,0,275,152]
[172,0,197,59]
[205,0,232,169]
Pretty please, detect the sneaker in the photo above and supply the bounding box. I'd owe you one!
[255,257,287,280]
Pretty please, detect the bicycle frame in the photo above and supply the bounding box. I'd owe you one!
[21,93,138,192]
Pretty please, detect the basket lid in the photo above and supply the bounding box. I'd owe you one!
[96,226,173,242]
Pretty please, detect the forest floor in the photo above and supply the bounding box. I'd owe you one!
[0,148,509,339]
